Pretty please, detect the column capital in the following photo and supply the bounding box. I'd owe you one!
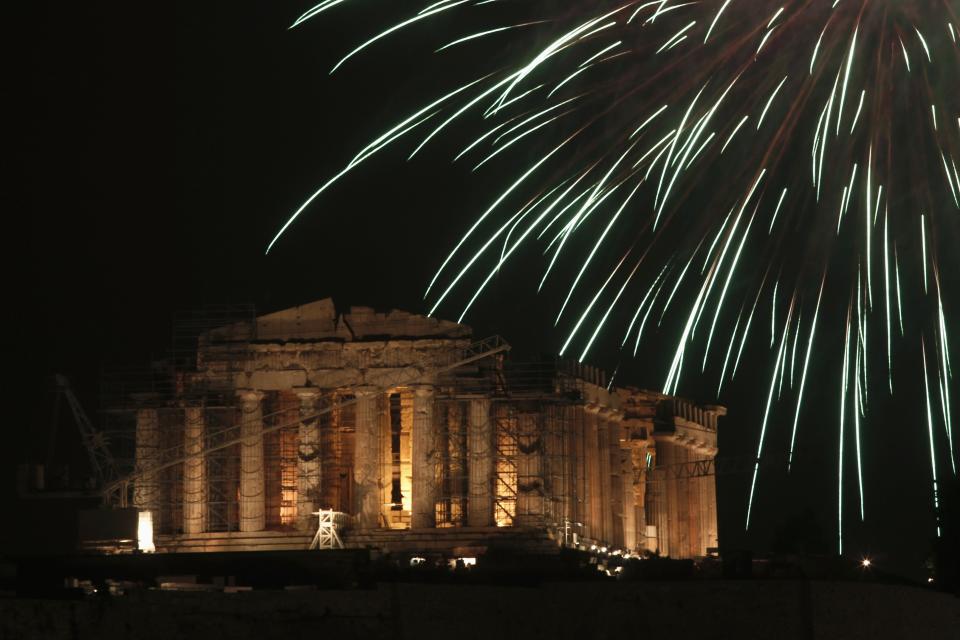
[236,388,265,404]
[353,384,379,398]
[409,383,436,398]
[600,407,624,421]
[292,386,322,402]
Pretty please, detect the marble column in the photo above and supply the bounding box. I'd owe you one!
[621,445,636,552]
[659,440,677,557]
[400,391,414,514]
[467,399,493,527]
[237,390,266,532]
[598,409,614,545]
[133,401,161,519]
[294,387,322,531]
[411,384,437,529]
[353,386,381,529]
[378,392,393,525]
[515,412,542,527]
[573,407,586,540]
[703,463,719,554]
[630,442,651,551]
[182,405,205,534]
[611,413,626,549]
[676,444,692,557]
[584,405,601,541]
[446,403,466,523]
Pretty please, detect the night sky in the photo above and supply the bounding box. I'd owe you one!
[14,2,957,580]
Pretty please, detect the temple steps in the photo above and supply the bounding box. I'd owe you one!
[156,530,313,554]
[343,526,562,555]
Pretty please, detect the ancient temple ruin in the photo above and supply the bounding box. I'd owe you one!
[107,299,724,559]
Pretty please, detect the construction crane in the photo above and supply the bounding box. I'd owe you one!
[100,335,511,506]
[54,374,118,489]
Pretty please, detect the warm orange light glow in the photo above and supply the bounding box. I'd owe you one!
[280,427,299,525]
[137,510,155,553]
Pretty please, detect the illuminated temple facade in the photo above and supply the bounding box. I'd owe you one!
[123,299,724,559]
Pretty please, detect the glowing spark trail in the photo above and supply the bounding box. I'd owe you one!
[839,306,853,556]
[277,0,959,550]
[922,341,943,538]
[746,296,795,530]
[788,276,825,472]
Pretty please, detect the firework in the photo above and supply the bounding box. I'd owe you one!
[271,0,959,553]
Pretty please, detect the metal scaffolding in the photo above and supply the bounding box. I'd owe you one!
[98,307,515,536]
[426,359,591,541]
[92,303,721,557]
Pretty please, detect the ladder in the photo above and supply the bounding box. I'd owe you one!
[310,510,347,549]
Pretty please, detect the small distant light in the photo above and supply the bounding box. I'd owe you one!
[927,577,934,584]
[861,558,872,568]
[137,510,155,553]
[410,556,427,567]
[600,546,608,554]
[590,544,598,551]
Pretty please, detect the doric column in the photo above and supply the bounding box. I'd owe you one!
[378,392,393,524]
[515,412,543,527]
[572,407,586,540]
[584,405,601,541]
[411,384,437,529]
[631,443,650,552]
[620,444,635,552]
[598,409,614,545]
[676,444,693,557]
[133,398,161,519]
[609,411,626,549]
[353,386,381,529]
[237,389,266,532]
[294,387,322,531]
[657,440,676,557]
[467,399,493,527]
[703,463,719,554]
[445,403,466,524]
[182,405,205,534]
[400,391,414,514]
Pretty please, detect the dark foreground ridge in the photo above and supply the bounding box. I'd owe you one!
[2,550,958,640]
[3,579,957,640]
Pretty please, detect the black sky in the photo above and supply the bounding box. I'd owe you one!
[15,2,957,579]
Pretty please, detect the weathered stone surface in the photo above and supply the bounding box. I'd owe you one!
[205,298,471,345]
[410,384,437,529]
[182,406,205,535]
[354,386,381,529]
[132,300,725,560]
[237,390,266,533]
[293,388,322,531]
[467,399,493,527]
[133,405,161,519]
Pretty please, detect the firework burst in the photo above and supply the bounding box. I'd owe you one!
[270,0,959,552]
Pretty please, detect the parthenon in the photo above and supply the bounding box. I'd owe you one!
[118,299,724,559]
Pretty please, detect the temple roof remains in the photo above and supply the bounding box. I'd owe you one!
[205,298,472,343]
